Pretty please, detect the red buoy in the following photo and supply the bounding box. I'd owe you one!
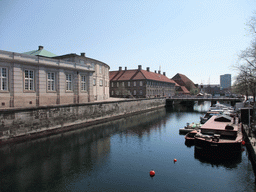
[242,141,246,145]
[149,170,155,177]
[174,159,177,163]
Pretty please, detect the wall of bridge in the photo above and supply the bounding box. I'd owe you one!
[166,97,242,107]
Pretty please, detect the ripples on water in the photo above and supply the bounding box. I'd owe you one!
[0,101,255,192]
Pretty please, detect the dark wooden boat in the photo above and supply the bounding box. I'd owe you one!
[184,130,199,146]
[195,115,243,153]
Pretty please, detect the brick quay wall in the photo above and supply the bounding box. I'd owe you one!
[0,98,165,144]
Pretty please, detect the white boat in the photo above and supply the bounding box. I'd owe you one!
[209,103,234,112]
[200,111,220,124]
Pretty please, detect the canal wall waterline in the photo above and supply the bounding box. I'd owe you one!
[0,98,165,144]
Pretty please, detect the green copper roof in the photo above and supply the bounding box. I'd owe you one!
[23,46,57,57]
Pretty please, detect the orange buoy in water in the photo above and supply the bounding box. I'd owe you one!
[174,159,177,163]
[149,170,155,177]
[242,141,246,145]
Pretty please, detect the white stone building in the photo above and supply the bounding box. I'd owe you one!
[0,46,109,108]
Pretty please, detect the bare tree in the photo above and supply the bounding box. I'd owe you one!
[233,12,256,101]
[246,11,256,36]
[234,63,256,101]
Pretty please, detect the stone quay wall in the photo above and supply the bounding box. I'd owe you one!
[242,125,256,169]
[0,98,165,144]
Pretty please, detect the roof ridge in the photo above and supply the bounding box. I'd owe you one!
[110,71,121,81]
[116,70,127,81]
[138,70,147,79]
[130,70,140,80]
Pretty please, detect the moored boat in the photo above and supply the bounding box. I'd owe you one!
[184,130,199,146]
[209,103,234,111]
[200,111,220,124]
[179,122,201,134]
[195,115,243,154]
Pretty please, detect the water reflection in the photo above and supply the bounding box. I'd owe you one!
[0,108,167,192]
[194,146,243,169]
[185,139,195,148]
[194,101,211,112]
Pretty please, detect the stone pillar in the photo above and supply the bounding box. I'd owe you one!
[12,64,23,107]
[88,72,94,102]
[73,71,79,103]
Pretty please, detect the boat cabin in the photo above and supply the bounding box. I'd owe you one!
[200,115,238,138]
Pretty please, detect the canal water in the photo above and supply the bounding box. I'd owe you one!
[0,102,256,192]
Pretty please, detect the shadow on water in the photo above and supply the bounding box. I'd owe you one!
[194,146,243,169]
[185,140,195,148]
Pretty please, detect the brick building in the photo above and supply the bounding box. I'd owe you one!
[109,65,176,98]
[0,46,109,108]
[171,73,198,95]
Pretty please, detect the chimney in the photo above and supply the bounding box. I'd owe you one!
[155,70,157,73]
[81,52,85,57]
[125,67,127,70]
[38,45,44,50]
[138,65,142,71]
[163,72,166,76]
[158,70,161,74]
[119,66,122,71]
[146,67,150,72]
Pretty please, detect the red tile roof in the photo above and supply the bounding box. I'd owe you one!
[175,86,190,94]
[110,69,175,84]
[171,73,196,91]
[180,86,190,94]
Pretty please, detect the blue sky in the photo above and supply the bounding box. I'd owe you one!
[0,0,255,84]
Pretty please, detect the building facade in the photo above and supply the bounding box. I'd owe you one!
[220,74,231,90]
[0,46,109,108]
[200,84,221,95]
[109,65,176,98]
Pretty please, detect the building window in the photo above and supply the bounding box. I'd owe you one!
[117,82,119,87]
[140,81,142,86]
[134,90,136,95]
[134,81,136,86]
[24,69,34,91]
[99,65,102,74]
[111,91,114,95]
[80,60,85,64]
[81,75,87,91]
[93,79,96,86]
[128,82,130,87]
[0,67,8,91]
[66,74,72,91]
[47,72,55,91]
[140,90,142,95]
[100,79,103,86]
[111,82,114,87]
[91,63,95,70]
[116,90,119,95]
[122,82,124,87]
